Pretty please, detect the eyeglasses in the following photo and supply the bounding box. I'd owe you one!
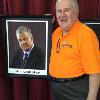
[56,39,60,53]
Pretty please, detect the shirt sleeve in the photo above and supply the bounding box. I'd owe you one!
[80,29,100,74]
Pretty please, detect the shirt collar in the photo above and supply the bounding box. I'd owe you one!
[59,20,81,38]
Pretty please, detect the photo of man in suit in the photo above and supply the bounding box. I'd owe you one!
[10,26,45,70]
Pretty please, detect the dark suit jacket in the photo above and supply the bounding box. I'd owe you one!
[10,45,45,70]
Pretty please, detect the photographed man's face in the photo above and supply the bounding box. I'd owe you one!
[56,0,78,32]
[17,32,33,51]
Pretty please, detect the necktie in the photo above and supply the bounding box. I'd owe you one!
[21,53,29,68]
[24,53,28,60]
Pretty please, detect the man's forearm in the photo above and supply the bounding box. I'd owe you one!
[87,73,100,100]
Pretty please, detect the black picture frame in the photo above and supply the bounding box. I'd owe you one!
[82,20,100,46]
[2,16,52,78]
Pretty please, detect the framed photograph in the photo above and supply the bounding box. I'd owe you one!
[2,16,52,78]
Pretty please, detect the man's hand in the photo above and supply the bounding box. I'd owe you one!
[87,73,100,100]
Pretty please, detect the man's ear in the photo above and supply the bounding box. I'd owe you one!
[76,8,79,18]
[31,35,34,42]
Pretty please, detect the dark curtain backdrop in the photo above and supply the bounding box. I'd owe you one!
[0,0,100,100]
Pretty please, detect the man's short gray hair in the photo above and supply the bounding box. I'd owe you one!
[16,26,32,36]
[56,0,79,10]
[72,0,78,10]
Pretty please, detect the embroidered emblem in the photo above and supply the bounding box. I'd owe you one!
[61,41,72,48]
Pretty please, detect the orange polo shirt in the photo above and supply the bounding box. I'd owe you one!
[49,20,100,78]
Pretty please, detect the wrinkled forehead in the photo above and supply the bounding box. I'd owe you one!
[56,0,75,9]
[17,32,32,39]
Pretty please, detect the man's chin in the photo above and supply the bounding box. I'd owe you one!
[60,22,69,28]
[21,48,29,52]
